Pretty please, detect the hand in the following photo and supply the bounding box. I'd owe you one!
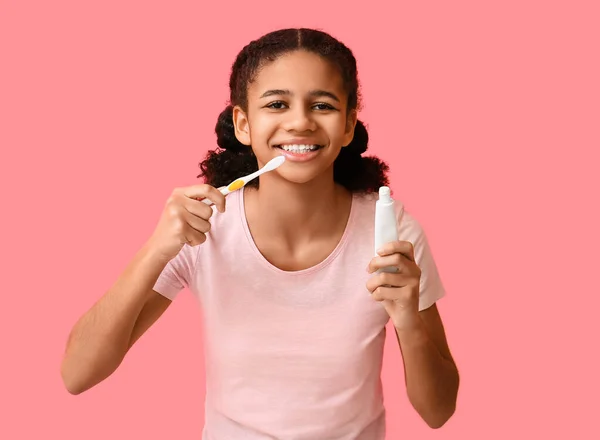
[146,184,226,261]
[366,240,422,330]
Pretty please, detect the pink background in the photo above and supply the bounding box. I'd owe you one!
[1,0,599,438]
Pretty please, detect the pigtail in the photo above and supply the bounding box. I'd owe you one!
[333,119,389,192]
[197,106,258,188]
[215,105,246,152]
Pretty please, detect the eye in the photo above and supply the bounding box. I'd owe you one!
[265,101,288,110]
[313,102,336,111]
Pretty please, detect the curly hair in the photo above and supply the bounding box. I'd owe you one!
[198,28,389,193]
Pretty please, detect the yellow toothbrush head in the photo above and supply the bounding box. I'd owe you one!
[227,179,245,192]
[201,156,286,206]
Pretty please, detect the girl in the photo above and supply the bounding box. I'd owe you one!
[61,28,459,439]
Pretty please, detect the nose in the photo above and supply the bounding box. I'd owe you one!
[282,106,317,133]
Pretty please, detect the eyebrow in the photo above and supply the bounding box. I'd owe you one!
[259,89,340,103]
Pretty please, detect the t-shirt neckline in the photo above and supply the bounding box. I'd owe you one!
[238,186,357,276]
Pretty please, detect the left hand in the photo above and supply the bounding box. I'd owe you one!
[366,240,422,330]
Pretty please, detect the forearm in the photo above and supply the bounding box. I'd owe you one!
[61,242,169,394]
[395,319,459,428]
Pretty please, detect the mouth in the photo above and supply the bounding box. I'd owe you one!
[273,144,324,162]
[274,144,324,153]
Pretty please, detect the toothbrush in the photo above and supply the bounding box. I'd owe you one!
[200,155,286,206]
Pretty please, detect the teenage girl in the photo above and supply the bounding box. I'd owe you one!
[61,28,459,439]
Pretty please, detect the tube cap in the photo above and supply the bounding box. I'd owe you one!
[378,186,392,203]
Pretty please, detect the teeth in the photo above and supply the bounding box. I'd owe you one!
[279,144,319,152]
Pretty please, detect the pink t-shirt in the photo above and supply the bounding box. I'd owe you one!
[153,188,445,439]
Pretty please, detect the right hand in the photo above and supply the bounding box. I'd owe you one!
[146,184,226,261]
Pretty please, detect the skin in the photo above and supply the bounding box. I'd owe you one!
[61,48,458,429]
[60,185,226,395]
[233,50,357,270]
[367,242,459,428]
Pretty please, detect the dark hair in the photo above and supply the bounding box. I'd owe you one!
[198,28,389,193]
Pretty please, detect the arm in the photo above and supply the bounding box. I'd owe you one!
[60,183,227,395]
[60,244,173,395]
[395,303,459,428]
[367,239,459,428]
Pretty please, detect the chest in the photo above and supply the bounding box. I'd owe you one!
[252,234,345,272]
[197,236,390,365]
[199,267,390,385]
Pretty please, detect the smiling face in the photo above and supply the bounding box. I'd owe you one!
[232,50,357,185]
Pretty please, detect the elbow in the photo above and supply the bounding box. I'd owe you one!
[422,403,456,429]
[64,383,85,396]
[60,359,89,396]
[411,380,459,429]
[61,368,83,395]
[62,376,84,396]
[422,366,460,428]
[410,397,457,429]
[60,355,121,395]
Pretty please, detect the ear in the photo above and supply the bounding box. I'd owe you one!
[233,105,252,146]
[342,109,358,147]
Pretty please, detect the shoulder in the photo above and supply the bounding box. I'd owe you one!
[206,188,243,232]
[350,190,407,226]
[397,208,425,238]
[350,190,427,242]
[166,190,244,274]
[196,189,247,254]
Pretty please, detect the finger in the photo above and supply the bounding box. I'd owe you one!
[371,286,410,302]
[182,184,227,213]
[376,240,415,262]
[183,210,212,234]
[366,272,411,292]
[198,186,226,208]
[183,196,215,220]
[367,253,409,274]
[182,226,207,247]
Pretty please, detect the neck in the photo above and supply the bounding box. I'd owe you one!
[245,171,351,242]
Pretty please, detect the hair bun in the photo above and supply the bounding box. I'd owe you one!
[215,105,246,152]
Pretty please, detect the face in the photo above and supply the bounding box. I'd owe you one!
[232,50,357,185]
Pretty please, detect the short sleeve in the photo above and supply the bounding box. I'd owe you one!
[397,210,446,311]
[153,244,198,301]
